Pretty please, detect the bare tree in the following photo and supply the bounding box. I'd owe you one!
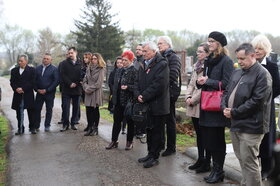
[0,24,35,66]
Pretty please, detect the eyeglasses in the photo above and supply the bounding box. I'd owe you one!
[196,50,205,54]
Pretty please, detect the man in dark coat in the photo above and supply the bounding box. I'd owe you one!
[158,36,181,156]
[135,41,170,168]
[59,47,83,131]
[10,54,36,135]
[34,53,59,132]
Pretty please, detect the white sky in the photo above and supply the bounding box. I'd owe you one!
[2,0,280,36]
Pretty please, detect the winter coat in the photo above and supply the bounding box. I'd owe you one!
[199,54,234,127]
[82,64,104,107]
[185,63,203,118]
[119,65,137,106]
[162,49,181,101]
[134,52,170,116]
[221,62,272,134]
[10,65,36,110]
[59,58,83,96]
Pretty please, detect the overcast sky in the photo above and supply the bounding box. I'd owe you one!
[2,0,280,36]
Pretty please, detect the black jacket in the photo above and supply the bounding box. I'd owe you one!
[119,65,137,106]
[162,49,181,101]
[59,58,83,95]
[112,65,137,107]
[10,65,36,110]
[199,54,234,127]
[221,62,272,134]
[34,64,59,94]
[134,52,170,116]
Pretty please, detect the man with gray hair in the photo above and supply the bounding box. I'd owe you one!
[157,36,181,156]
[221,43,272,186]
[10,54,37,135]
[135,41,170,168]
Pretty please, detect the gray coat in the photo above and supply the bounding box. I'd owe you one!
[82,64,104,107]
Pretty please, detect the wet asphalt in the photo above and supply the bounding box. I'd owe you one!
[0,77,238,186]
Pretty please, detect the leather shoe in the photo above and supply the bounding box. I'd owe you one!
[143,158,159,168]
[60,125,69,132]
[125,141,133,150]
[44,127,50,132]
[30,130,37,134]
[71,125,78,130]
[161,149,176,157]
[105,141,118,149]
[138,155,151,163]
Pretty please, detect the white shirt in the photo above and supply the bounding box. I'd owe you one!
[260,57,267,65]
[19,68,24,75]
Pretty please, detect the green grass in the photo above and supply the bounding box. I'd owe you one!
[0,114,9,185]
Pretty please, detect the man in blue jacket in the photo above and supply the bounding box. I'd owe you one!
[34,53,59,132]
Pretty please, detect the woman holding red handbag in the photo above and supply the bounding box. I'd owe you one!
[197,31,234,184]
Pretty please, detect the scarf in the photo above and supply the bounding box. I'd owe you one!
[204,53,224,76]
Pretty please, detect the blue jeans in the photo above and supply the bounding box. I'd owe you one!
[61,94,80,127]
[34,93,55,128]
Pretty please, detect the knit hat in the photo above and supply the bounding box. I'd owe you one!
[208,31,227,47]
[121,51,135,62]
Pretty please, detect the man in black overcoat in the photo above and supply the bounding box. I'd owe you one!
[10,54,36,135]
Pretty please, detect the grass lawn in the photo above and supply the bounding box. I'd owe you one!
[0,114,9,185]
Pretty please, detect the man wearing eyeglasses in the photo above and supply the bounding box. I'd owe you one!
[10,54,36,135]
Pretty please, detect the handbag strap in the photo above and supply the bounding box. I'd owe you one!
[218,82,222,91]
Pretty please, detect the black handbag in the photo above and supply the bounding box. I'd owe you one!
[131,103,149,122]
[124,101,133,119]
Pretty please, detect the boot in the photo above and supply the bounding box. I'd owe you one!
[189,158,203,170]
[84,125,89,132]
[105,141,118,149]
[205,152,225,183]
[125,141,133,150]
[196,158,210,173]
[204,162,216,181]
[92,127,98,135]
[84,127,94,136]
[205,163,224,183]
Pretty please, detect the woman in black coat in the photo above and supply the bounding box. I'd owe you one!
[108,56,123,113]
[197,32,234,183]
[252,35,280,179]
[106,51,137,150]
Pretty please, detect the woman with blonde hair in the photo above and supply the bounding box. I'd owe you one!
[82,53,106,136]
[252,34,280,179]
[197,31,234,183]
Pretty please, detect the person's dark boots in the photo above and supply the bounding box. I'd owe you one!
[205,163,224,183]
[189,158,203,170]
[84,127,94,136]
[196,158,210,173]
[84,125,89,132]
[105,141,118,149]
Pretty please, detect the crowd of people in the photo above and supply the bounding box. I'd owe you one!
[9,31,280,185]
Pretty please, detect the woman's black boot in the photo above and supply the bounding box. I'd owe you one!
[189,158,203,170]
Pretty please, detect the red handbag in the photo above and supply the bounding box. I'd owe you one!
[201,82,223,111]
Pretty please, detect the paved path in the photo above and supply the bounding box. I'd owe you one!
[0,77,237,186]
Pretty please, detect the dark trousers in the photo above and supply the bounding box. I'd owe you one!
[16,99,35,130]
[34,93,55,128]
[112,104,134,142]
[147,115,166,159]
[61,93,80,127]
[162,100,176,151]
[201,126,226,167]
[192,117,211,161]
[86,106,100,128]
